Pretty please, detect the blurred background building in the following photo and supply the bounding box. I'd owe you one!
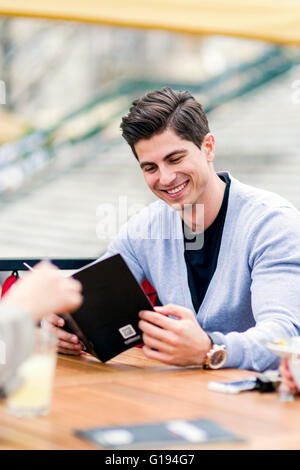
[0,10,299,262]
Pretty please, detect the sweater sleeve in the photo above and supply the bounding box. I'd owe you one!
[208,206,300,371]
[0,304,35,396]
[100,218,146,284]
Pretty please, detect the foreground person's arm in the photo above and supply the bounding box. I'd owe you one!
[0,262,82,395]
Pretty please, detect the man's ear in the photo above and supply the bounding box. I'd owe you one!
[201,133,215,162]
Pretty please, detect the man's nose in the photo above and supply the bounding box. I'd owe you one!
[159,167,176,188]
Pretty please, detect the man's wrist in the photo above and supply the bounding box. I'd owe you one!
[197,333,213,366]
[206,332,225,346]
[203,333,227,369]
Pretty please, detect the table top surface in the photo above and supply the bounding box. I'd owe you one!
[1,348,300,450]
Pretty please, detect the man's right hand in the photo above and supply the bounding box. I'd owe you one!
[45,313,83,356]
[2,261,84,355]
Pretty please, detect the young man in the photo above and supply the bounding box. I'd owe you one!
[48,87,300,372]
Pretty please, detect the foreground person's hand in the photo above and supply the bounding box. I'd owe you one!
[3,261,83,355]
[3,261,82,320]
[279,358,299,395]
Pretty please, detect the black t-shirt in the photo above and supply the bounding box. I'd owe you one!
[183,175,231,312]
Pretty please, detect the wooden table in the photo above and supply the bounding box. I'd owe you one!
[1,348,300,450]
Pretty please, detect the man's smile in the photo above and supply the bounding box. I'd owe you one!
[160,180,190,198]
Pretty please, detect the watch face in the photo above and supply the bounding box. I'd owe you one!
[205,345,227,369]
[207,346,227,369]
[210,350,225,367]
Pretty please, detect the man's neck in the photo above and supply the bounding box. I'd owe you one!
[182,174,226,233]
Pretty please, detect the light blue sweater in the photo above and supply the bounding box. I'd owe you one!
[104,172,300,371]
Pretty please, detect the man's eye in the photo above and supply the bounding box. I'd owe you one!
[144,166,155,172]
[170,157,182,163]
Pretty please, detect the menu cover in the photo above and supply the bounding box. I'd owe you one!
[61,254,153,362]
[75,418,244,449]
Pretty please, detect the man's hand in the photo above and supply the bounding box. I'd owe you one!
[45,313,83,356]
[138,303,212,366]
[3,261,84,356]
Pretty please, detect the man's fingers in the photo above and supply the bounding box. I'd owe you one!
[58,339,82,351]
[58,347,82,356]
[153,303,193,320]
[47,313,65,328]
[57,330,80,344]
[139,310,179,331]
[142,333,174,354]
[139,319,178,345]
[142,345,172,364]
[44,307,82,356]
[46,319,79,345]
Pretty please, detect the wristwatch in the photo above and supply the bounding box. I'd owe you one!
[203,333,227,369]
[204,344,227,369]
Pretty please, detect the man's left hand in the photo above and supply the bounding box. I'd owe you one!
[138,303,212,366]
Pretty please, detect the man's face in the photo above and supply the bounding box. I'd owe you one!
[135,128,215,209]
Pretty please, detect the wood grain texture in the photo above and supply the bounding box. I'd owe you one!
[0,348,299,450]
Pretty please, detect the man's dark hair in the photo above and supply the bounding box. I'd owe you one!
[120,87,210,159]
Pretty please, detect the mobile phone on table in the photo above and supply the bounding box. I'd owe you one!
[208,378,258,394]
[208,371,280,394]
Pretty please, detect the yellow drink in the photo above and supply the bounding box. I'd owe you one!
[6,330,57,417]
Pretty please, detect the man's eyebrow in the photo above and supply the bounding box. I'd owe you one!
[139,149,187,169]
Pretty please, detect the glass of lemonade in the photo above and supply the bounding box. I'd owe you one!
[6,328,57,417]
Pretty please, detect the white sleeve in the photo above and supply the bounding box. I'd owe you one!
[208,207,300,371]
[0,304,35,396]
